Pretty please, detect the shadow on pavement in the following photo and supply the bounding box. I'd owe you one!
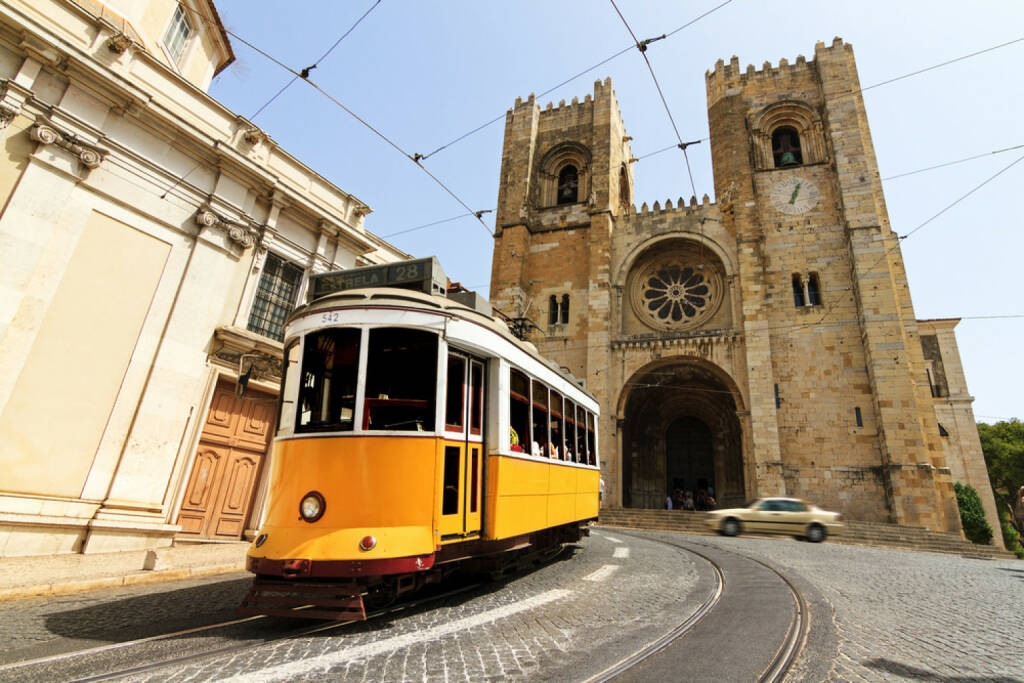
[42,576,254,643]
[863,658,1022,682]
[40,544,586,645]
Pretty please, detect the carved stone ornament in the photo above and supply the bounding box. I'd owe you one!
[106,33,132,54]
[30,122,105,169]
[242,127,266,145]
[0,104,15,129]
[195,208,257,249]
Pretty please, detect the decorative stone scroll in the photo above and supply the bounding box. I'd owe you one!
[29,122,105,168]
[195,207,258,249]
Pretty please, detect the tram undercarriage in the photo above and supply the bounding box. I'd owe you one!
[237,521,592,620]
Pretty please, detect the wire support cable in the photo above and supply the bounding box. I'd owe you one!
[609,0,703,203]
[898,151,1024,240]
[250,0,383,120]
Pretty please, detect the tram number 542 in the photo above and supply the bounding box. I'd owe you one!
[321,311,340,324]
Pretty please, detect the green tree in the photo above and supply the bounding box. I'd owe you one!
[953,482,993,545]
[977,420,1024,549]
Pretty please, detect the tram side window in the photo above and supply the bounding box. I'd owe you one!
[564,399,577,462]
[296,328,361,433]
[364,328,438,431]
[576,405,587,464]
[586,412,596,466]
[509,370,530,452]
[531,380,549,457]
[550,392,564,459]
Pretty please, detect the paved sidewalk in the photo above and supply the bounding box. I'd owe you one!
[0,542,249,602]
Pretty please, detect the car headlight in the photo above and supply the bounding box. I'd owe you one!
[299,491,326,522]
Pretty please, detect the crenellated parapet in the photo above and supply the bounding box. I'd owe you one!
[706,36,853,107]
[625,193,715,219]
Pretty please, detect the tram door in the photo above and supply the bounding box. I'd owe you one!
[439,353,485,540]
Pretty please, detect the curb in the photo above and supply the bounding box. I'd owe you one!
[0,562,246,603]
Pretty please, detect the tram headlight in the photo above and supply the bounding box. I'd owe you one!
[299,491,326,523]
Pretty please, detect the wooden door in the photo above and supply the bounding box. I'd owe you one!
[176,379,275,539]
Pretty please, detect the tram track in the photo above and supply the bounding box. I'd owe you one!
[0,581,484,682]
[2,535,809,682]
[590,530,809,683]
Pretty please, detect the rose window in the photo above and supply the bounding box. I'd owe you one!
[630,255,722,331]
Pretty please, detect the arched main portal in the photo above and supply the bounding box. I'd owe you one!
[620,360,745,509]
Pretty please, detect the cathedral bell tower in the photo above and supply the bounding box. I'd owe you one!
[706,38,960,531]
[490,78,633,389]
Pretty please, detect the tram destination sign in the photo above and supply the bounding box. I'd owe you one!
[308,257,447,302]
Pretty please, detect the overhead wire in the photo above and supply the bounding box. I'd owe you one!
[160,1,382,200]
[882,144,1024,181]
[417,0,734,162]
[382,210,493,239]
[861,35,1024,93]
[167,3,494,237]
[249,0,382,120]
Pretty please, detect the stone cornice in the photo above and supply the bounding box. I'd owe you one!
[0,1,372,238]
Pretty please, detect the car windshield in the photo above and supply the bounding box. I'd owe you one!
[745,499,761,509]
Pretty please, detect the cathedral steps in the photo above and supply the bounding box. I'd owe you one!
[597,508,1016,559]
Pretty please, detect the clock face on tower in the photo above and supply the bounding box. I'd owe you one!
[770,175,820,215]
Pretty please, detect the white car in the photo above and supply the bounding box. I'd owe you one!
[707,497,843,543]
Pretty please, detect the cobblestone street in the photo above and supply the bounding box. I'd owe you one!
[663,532,1024,682]
[0,530,1020,681]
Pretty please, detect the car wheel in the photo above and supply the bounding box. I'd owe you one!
[806,523,826,543]
[721,518,740,537]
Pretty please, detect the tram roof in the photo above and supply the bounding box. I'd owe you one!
[293,286,596,402]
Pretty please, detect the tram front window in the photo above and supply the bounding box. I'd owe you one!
[296,328,360,432]
[364,328,438,431]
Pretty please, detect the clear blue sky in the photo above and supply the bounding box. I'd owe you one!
[209,1,1024,424]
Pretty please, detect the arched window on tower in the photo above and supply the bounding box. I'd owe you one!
[792,274,805,307]
[557,165,579,204]
[560,294,570,324]
[548,295,559,325]
[807,273,821,306]
[772,126,803,167]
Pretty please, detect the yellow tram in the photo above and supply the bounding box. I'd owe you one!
[240,258,600,619]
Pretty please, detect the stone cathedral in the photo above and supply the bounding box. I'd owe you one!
[488,38,1001,538]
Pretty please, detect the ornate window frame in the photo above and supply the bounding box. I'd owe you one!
[536,142,591,207]
[749,100,827,170]
[627,242,726,332]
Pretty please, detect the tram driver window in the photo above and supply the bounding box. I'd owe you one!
[296,328,361,433]
[364,328,438,431]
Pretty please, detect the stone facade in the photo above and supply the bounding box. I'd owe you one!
[0,0,405,557]
[489,39,1001,543]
